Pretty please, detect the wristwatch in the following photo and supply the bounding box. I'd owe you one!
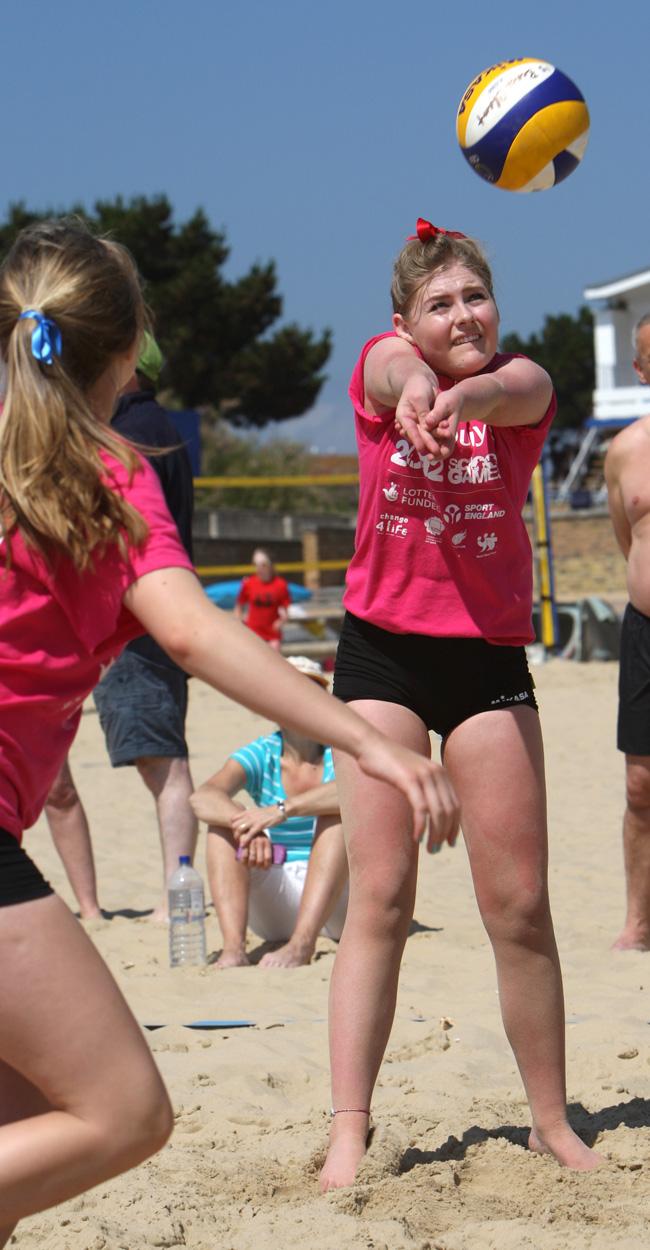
[276,799,286,817]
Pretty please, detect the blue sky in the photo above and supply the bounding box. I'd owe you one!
[5,0,647,451]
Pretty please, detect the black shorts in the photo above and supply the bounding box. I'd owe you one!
[333,612,537,740]
[0,828,53,907]
[618,603,650,755]
[93,650,189,767]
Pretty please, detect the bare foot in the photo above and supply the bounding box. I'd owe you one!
[215,948,250,969]
[259,939,314,968]
[612,929,650,952]
[319,1114,370,1192]
[151,906,169,924]
[529,1124,603,1170]
[79,906,102,921]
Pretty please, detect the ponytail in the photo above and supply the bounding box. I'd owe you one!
[0,219,149,568]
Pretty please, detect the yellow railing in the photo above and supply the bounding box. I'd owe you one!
[196,558,349,577]
[194,473,359,489]
[531,463,558,651]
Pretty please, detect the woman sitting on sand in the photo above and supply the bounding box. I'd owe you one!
[191,657,348,969]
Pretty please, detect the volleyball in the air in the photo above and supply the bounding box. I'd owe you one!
[456,58,589,192]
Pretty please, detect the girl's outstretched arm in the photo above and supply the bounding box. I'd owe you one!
[124,568,459,849]
[400,357,553,460]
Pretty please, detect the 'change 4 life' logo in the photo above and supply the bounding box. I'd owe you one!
[376,512,409,537]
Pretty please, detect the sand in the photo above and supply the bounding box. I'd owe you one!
[14,659,650,1250]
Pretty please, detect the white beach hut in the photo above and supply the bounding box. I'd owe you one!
[584,267,650,423]
[557,267,650,500]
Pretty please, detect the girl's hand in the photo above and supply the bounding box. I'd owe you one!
[394,375,443,459]
[231,805,284,846]
[237,833,273,868]
[398,387,464,461]
[356,734,460,850]
[419,388,465,457]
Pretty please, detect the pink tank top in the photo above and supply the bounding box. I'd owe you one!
[343,333,555,645]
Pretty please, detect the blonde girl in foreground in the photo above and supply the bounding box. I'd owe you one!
[0,219,459,1243]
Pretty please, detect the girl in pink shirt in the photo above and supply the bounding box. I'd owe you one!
[0,220,459,1243]
[321,219,601,1191]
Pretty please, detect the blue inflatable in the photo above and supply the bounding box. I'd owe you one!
[204,580,312,611]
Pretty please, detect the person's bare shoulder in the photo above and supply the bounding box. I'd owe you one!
[605,417,650,478]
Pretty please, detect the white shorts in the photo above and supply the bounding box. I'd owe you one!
[248,860,348,943]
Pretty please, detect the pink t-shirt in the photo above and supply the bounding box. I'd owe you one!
[0,454,194,840]
[343,333,555,645]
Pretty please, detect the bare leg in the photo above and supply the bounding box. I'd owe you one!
[613,755,650,950]
[444,707,601,1171]
[44,758,101,919]
[136,756,198,921]
[0,893,172,1233]
[206,826,251,968]
[0,1221,15,1247]
[320,702,427,1192]
[260,816,348,967]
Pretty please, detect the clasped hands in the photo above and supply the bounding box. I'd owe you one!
[231,803,285,868]
[394,377,464,460]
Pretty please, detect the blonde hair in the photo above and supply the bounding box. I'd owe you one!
[391,233,495,318]
[0,218,148,569]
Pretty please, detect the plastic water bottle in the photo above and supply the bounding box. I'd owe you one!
[168,856,207,967]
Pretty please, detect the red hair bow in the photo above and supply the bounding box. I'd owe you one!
[408,217,467,242]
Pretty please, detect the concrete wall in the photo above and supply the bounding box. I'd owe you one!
[194,507,628,604]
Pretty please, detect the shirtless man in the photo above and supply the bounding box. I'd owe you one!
[605,312,650,949]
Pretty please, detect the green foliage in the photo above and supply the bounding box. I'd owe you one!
[200,424,357,515]
[0,197,332,428]
[501,306,594,429]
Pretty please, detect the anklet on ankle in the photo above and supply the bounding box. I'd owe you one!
[330,1107,371,1116]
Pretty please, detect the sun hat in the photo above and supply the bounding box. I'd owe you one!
[137,331,164,384]
[286,655,330,688]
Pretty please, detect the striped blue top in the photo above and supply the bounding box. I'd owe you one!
[231,732,335,862]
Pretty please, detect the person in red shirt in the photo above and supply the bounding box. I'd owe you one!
[234,548,290,648]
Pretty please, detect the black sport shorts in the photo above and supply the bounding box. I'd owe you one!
[0,828,54,908]
[333,611,537,740]
[618,603,650,756]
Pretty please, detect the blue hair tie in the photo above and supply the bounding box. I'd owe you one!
[18,309,62,366]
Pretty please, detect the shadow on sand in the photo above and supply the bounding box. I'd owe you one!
[399,1097,650,1171]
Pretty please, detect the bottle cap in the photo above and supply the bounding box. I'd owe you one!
[179,855,191,865]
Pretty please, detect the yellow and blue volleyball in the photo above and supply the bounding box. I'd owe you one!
[456,58,589,192]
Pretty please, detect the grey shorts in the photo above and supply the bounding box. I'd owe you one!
[93,650,189,767]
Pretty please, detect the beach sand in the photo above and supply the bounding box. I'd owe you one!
[15,659,650,1250]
